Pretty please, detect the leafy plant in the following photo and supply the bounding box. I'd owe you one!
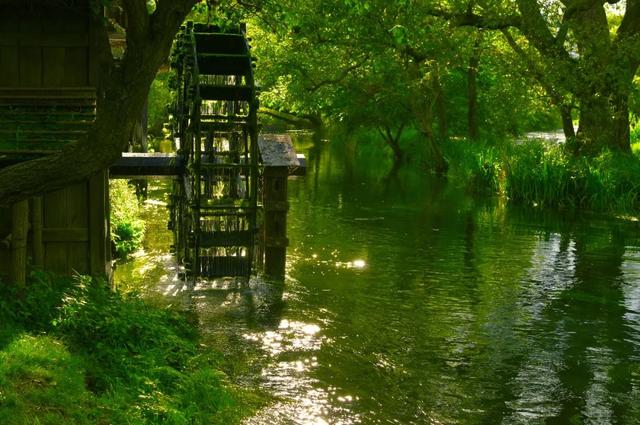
[147,71,174,137]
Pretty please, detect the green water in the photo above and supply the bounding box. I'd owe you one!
[116,136,640,424]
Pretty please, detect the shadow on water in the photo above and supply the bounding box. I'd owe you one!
[116,134,640,424]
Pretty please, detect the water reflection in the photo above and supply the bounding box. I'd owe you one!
[279,135,640,423]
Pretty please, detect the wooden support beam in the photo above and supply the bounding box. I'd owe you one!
[10,200,28,287]
[89,170,108,276]
[31,197,43,268]
[109,153,184,178]
[263,166,289,278]
[258,134,306,277]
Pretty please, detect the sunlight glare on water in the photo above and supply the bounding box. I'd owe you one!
[244,319,360,424]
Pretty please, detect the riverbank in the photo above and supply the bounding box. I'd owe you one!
[0,271,263,424]
[448,139,640,212]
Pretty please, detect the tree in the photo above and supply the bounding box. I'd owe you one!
[246,0,467,172]
[246,0,562,173]
[438,0,640,153]
[0,0,200,206]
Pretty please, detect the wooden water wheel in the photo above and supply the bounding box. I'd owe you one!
[169,22,260,280]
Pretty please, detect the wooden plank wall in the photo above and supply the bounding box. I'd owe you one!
[0,5,110,281]
[0,8,92,87]
[0,171,110,278]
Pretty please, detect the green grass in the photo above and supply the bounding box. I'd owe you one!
[446,139,640,213]
[0,335,93,425]
[0,273,262,424]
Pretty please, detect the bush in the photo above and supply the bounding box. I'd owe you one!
[54,276,197,392]
[110,180,145,257]
[0,271,73,334]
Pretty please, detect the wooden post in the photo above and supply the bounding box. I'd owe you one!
[31,197,43,268]
[10,200,29,287]
[89,170,108,277]
[257,134,305,278]
[263,166,289,278]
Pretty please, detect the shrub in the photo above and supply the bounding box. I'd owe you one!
[54,276,197,392]
[110,180,145,257]
[0,271,73,334]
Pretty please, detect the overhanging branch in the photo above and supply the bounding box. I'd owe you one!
[430,8,522,30]
[306,54,370,92]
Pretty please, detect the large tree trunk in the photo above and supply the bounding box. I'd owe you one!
[560,104,575,141]
[576,92,631,154]
[468,33,482,140]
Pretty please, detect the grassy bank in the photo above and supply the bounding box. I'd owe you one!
[338,126,640,214]
[446,139,640,213]
[0,273,261,424]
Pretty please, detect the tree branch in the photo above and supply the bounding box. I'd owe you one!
[306,54,370,92]
[430,8,523,30]
[502,29,568,105]
[554,12,570,46]
[122,0,150,43]
[615,0,640,68]
[259,108,318,128]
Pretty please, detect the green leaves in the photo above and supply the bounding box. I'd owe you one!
[0,272,256,424]
[390,25,408,46]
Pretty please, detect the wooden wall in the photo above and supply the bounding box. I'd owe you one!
[0,3,110,281]
[0,173,110,278]
[0,5,97,87]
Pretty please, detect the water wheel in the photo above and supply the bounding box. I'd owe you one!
[169,22,260,280]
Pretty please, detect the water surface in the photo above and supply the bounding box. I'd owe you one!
[117,136,640,424]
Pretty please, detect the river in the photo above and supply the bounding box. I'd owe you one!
[115,134,640,424]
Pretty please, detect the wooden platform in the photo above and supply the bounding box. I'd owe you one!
[109,153,185,178]
[109,151,305,178]
[258,134,306,176]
